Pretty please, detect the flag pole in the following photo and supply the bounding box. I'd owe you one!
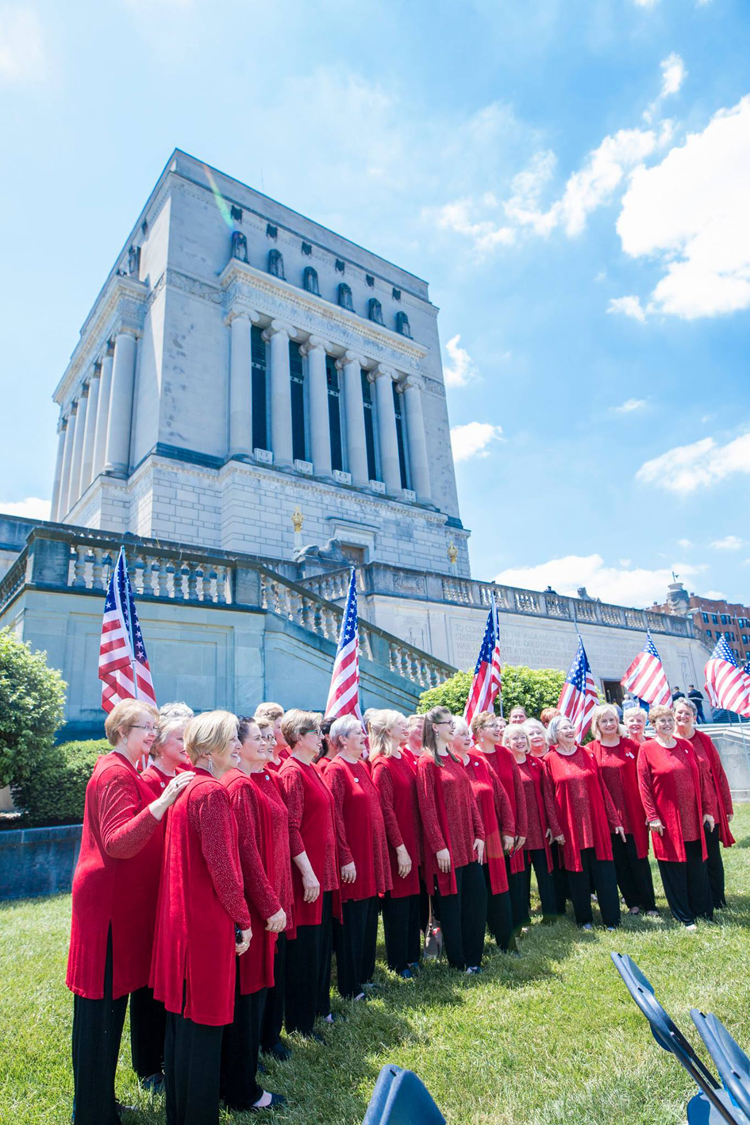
[493,592,504,718]
[120,547,140,702]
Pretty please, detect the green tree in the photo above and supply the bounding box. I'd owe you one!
[419,664,566,719]
[15,739,108,826]
[0,628,66,790]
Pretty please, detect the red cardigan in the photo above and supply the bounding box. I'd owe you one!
[542,745,617,872]
[689,730,734,847]
[277,756,339,928]
[325,756,392,903]
[67,752,163,1000]
[151,770,251,1026]
[481,747,527,874]
[465,751,511,895]
[637,738,710,863]
[587,738,649,859]
[252,770,294,929]
[516,756,553,872]
[371,752,422,898]
[140,763,173,797]
[416,752,485,896]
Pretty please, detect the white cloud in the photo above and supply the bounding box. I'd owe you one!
[636,432,750,493]
[617,97,750,318]
[433,198,515,254]
[661,53,686,98]
[612,397,647,414]
[0,497,51,519]
[451,422,504,463]
[443,335,478,388]
[608,296,647,322]
[633,0,658,7]
[557,127,662,237]
[494,553,707,608]
[678,538,694,549]
[704,590,726,599]
[503,151,558,236]
[711,535,744,550]
[0,4,46,83]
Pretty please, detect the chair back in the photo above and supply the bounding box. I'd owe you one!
[692,1010,750,1123]
[362,1065,446,1125]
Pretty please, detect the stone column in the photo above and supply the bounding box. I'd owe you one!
[228,311,255,458]
[263,320,295,467]
[49,417,67,523]
[104,329,138,475]
[403,375,431,502]
[92,344,114,480]
[79,362,101,495]
[57,407,77,519]
[300,336,332,477]
[340,351,368,486]
[373,365,401,493]
[68,390,88,512]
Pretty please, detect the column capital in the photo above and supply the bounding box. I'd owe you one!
[401,373,424,392]
[79,381,90,398]
[114,324,141,341]
[224,307,259,327]
[299,335,330,357]
[91,359,102,379]
[342,349,366,367]
[263,319,297,342]
[372,364,397,383]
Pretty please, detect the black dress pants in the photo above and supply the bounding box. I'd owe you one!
[71,932,127,1125]
[611,833,657,911]
[566,849,621,927]
[506,855,528,932]
[382,892,421,971]
[525,848,562,922]
[552,844,569,915]
[363,896,379,982]
[483,864,516,951]
[705,823,727,908]
[334,897,375,998]
[130,985,167,1079]
[220,965,265,1111]
[658,839,713,925]
[285,893,332,1034]
[260,933,286,1051]
[164,1010,224,1125]
[316,892,333,1018]
[433,862,487,970]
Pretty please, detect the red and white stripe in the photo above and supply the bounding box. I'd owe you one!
[705,654,750,718]
[620,643,670,706]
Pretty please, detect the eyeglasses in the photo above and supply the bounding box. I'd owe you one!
[131,724,158,734]
[436,720,455,727]
[303,728,322,737]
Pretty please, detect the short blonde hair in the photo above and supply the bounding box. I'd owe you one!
[590,703,622,740]
[152,701,194,755]
[104,699,159,747]
[470,710,497,739]
[369,709,406,757]
[503,723,530,751]
[280,708,321,748]
[255,701,284,724]
[523,718,546,739]
[183,710,238,765]
[648,704,674,726]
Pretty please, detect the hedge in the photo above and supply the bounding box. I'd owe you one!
[419,664,567,719]
[11,739,109,827]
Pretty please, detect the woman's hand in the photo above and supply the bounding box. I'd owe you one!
[436,848,451,873]
[149,771,194,821]
[235,927,252,955]
[515,836,526,852]
[395,845,412,879]
[615,826,626,841]
[649,820,664,836]
[554,835,565,846]
[703,814,715,831]
[341,862,357,884]
[474,838,485,864]
[265,908,287,933]
[302,871,320,903]
[728,813,734,822]
[502,834,515,854]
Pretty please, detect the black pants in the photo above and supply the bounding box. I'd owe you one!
[334,897,376,998]
[316,893,333,1018]
[506,856,528,932]
[611,833,656,911]
[552,844,569,915]
[260,933,286,1051]
[71,932,127,1125]
[705,823,727,908]
[658,839,713,925]
[525,848,562,922]
[433,862,487,970]
[220,967,265,1111]
[363,896,379,982]
[483,864,516,951]
[382,892,421,972]
[130,986,167,1079]
[164,1011,224,1125]
[285,893,332,1034]
[566,849,621,927]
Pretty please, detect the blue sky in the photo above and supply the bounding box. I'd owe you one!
[1,0,748,608]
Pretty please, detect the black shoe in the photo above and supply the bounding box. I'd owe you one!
[263,1041,292,1062]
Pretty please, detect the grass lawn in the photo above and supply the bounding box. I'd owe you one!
[3,807,750,1125]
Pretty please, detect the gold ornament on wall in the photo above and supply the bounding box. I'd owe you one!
[291,507,304,534]
[447,541,458,566]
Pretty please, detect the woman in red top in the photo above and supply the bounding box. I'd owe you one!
[404,714,424,767]
[587,704,657,916]
[277,710,339,1038]
[453,720,516,952]
[675,697,734,908]
[542,715,622,930]
[255,701,290,772]
[313,717,337,775]
[326,716,392,998]
[370,709,422,977]
[638,704,715,927]
[151,711,253,1125]
[623,706,648,745]
[67,699,193,1125]
[471,710,528,934]
[141,702,194,796]
[220,716,287,1112]
[505,724,561,926]
[416,707,486,972]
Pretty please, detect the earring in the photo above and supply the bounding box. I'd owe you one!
[207,756,215,777]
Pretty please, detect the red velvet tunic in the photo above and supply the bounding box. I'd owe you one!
[140,763,173,798]
[587,738,650,859]
[542,746,618,872]
[371,752,422,898]
[688,730,734,846]
[222,769,279,995]
[151,770,252,1026]
[252,770,294,929]
[67,752,163,1000]
[316,756,335,776]
[637,738,711,863]
[277,756,338,928]
[465,751,511,895]
[402,747,421,771]
[480,747,527,874]
[325,756,392,903]
[267,746,290,774]
[516,756,553,872]
[416,752,485,896]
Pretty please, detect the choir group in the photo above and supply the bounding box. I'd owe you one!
[67,694,734,1125]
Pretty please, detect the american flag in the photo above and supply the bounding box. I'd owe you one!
[325,569,362,720]
[464,594,502,726]
[704,635,750,718]
[557,634,598,740]
[620,633,671,707]
[98,547,157,713]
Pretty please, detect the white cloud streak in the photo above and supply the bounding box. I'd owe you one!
[0,4,46,83]
[636,432,750,493]
[494,553,706,608]
[451,422,504,463]
[443,335,478,388]
[608,296,646,322]
[710,535,744,550]
[0,497,51,519]
[612,398,647,414]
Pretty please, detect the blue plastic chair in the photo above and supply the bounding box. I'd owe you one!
[611,953,742,1125]
[692,1010,750,1124]
[362,1064,445,1125]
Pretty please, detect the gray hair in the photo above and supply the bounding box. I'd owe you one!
[546,714,574,747]
[329,715,363,748]
[522,718,546,738]
[674,696,698,717]
[452,717,471,739]
[622,706,646,724]
[153,701,194,751]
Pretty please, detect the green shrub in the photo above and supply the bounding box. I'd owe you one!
[12,739,108,827]
[419,664,567,719]
[0,629,66,790]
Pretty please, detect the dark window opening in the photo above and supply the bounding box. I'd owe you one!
[335,258,345,273]
[392,287,401,301]
[230,205,243,221]
[266,223,278,239]
[301,241,312,256]
[366,274,375,287]
[368,298,384,325]
[361,372,377,481]
[338,283,353,311]
[303,266,320,295]
[290,341,306,462]
[251,326,267,452]
[268,249,285,278]
[395,311,412,338]
[326,356,343,472]
[393,383,408,489]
